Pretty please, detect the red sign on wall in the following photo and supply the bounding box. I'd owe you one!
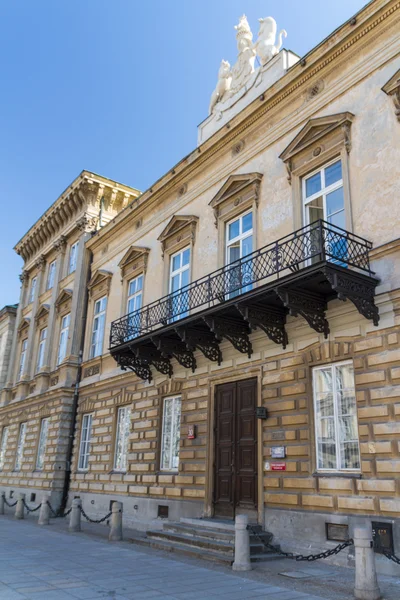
[271,462,286,471]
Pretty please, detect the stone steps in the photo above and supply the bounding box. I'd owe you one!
[128,518,280,565]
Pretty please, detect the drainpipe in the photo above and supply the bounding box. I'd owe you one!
[59,248,93,512]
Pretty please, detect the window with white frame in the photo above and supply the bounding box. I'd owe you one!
[46,260,57,290]
[68,241,79,274]
[313,361,360,472]
[169,247,190,321]
[0,427,9,471]
[78,413,93,471]
[28,277,37,304]
[35,418,49,470]
[303,159,344,228]
[15,422,27,471]
[126,274,143,339]
[57,313,70,365]
[18,339,28,380]
[36,327,47,372]
[225,210,253,297]
[160,396,181,472]
[114,406,131,471]
[89,296,107,359]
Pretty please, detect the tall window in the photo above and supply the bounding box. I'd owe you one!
[46,260,57,290]
[36,418,49,470]
[18,339,28,380]
[90,296,107,358]
[225,211,253,297]
[114,406,131,471]
[15,422,27,471]
[169,247,190,321]
[303,159,344,228]
[36,327,47,372]
[68,241,79,274]
[313,361,360,472]
[126,274,143,339]
[28,277,37,304]
[161,396,181,472]
[0,427,9,470]
[57,313,70,365]
[78,414,93,471]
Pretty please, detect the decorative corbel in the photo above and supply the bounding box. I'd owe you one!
[341,122,352,154]
[35,255,46,271]
[53,235,67,254]
[285,159,292,185]
[76,214,98,233]
[19,270,29,285]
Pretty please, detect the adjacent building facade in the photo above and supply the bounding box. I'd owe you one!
[1,0,400,573]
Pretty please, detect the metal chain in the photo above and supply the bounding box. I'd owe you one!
[248,525,353,562]
[79,505,112,524]
[382,550,400,565]
[2,494,17,508]
[46,501,72,519]
[22,499,42,513]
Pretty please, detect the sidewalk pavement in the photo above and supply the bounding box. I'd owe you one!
[0,509,399,600]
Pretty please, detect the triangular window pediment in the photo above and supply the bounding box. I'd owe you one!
[35,304,50,322]
[18,317,30,334]
[55,288,73,308]
[118,246,150,270]
[158,215,198,243]
[209,173,263,209]
[88,269,113,290]
[279,112,354,163]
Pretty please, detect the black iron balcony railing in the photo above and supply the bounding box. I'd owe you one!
[110,220,374,349]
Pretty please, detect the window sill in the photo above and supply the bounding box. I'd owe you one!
[313,471,362,479]
[109,470,127,475]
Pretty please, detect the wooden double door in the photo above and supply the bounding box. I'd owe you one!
[213,378,258,519]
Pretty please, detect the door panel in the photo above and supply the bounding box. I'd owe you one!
[214,378,257,518]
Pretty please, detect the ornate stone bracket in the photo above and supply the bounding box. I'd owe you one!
[175,326,222,365]
[276,287,329,337]
[203,315,253,357]
[382,70,400,123]
[133,346,173,378]
[236,302,288,348]
[151,336,196,373]
[113,352,152,383]
[323,268,379,326]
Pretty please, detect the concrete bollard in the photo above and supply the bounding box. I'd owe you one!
[109,501,123,542]
[38,494,51,526]
[69,498,82,532]
[0,493,4,515]
[354,524,381,600]
[15,493,26,520]
[232,514,252,571]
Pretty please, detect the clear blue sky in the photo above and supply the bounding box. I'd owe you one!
[0,0,367,307]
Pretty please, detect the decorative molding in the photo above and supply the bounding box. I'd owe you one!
[118,246,150,278]
[53,236,67,254]
[209,172,262,228]
[35,304,50,324]
[55,288,73,310]
[17,317,30,335]
[276,287,329,337]
[87,270,113,298]
[83,363,101,378]
[76,214,98,233]
[19,270,29,285]
[158,215,199,258]
[382,68,400,122]
[279,112,354,165]
[34,255,46,271]
[50,376,59,386]
[203,315,253,357]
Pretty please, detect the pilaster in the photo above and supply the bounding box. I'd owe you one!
[22,256,46,381]
[4,271,29,391]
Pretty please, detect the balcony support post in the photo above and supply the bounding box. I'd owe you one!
[276,287,329,338]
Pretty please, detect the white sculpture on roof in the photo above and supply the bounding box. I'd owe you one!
[255,17,287,65]
[230,15,256,95]
[208,14,288,115]
[209,60,232,114]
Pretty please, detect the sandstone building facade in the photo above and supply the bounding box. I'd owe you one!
[1,0,400,573]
